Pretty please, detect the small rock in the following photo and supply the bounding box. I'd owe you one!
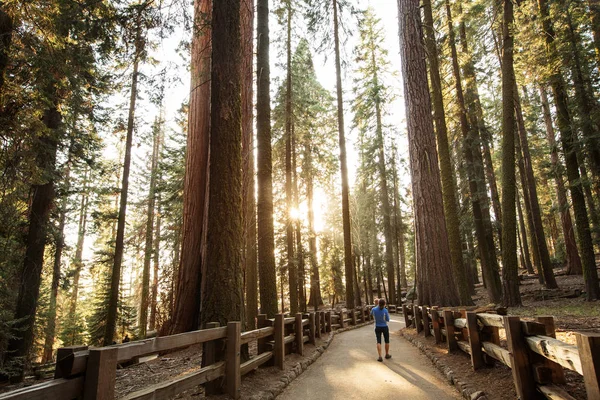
[470,391,485,400]
[446,371,454,384]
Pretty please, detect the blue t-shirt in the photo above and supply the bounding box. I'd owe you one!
[371,306,390,327]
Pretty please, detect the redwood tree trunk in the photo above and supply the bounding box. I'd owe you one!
[171,0,211,334]
[539,86,582,275]
[332,0,354,308]
[397,0,460,306]
[200,0,244,327]
[256,0,279,317]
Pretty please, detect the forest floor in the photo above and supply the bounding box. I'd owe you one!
[400,270,598,400]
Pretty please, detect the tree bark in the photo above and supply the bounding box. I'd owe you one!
[0,2,12,95]
[241,0,257,330]
[171,0,211,334]
[423,0,471,305]
[446,0,502,303]
[539,86,582,275]
[200,0,244,327]
[397,0,460,306]
[150,192,161,331]
[538,0,599,300]
[589,0,600,69]
[70,168,89,317]
[517,190,535,274]
[257,0,279,317]
[500,0,520,307]
[8,105,60,379]
[331,0,354,308]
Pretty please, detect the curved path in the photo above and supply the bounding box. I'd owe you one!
[278,318,460,400]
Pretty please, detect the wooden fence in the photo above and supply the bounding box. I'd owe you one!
[402,304,600,400]
[0,307,373,400]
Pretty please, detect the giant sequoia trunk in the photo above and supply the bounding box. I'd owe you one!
[241,0,257,330]
[105,23,141,345]
[332,0,354,308]
[539,86,582,275]
[423,0,471,305]
[285,0,297,314]
[538,0,599,300]
[171,0,211,334]
[397,0,460,307]
[256,0,279,317]
[70,168,89,317]
[499,0,520,307]
[446,0,502,303]
[7,105,60,379]
[200,0,245,327]
[140,118,161,338]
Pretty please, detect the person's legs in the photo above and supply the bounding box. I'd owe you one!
[375,327,383,361]
[383,326,391,358]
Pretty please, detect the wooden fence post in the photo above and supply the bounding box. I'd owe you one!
[422,306,431,337]
[351,308,357,325]
[314,311,321,339]
[339,310,345,329]
[466,312,484,370]
[54,345,88,378]
[413,305,422,333]
[402,305,410,328]
[504,316,536,400]
[226,321,241,399]
[274,314,285,369]
[204,322,222,394]
[83,347,118,400]
[575,332,600,399]
[360,306,365,323]
[431,308,442,344]
[443,310,457,351]
[326,311,332,332]
[309,312,316,344]
[536,316,565,384]
[295,313,304,356]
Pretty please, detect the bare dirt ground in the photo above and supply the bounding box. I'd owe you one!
[400,271,598,400]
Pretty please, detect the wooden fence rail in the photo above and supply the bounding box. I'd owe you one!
[0,307,373,400]
[403,305,600,400]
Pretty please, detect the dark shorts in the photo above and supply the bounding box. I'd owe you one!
[375,326,389,344]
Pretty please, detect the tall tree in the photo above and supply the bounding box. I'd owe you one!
[396,0,460,306]
[500,0,520,306]
[538,0,599,300]
[171,0,211,334]
[257,0,279,317]
[422,0,471,305]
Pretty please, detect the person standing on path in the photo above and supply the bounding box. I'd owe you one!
[370,298,391,362]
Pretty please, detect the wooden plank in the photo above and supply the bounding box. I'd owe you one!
[422,306,431,337]
[477,313,504,328]
[536,317,566,384]
[402,305,411,328]
[123,362,225,400]
[0,377,84,400]
[84,347,118,400]
[457,340,472,355]
[240,327,275,345]
[482,341,512,368]
[431,309,442,344]
[226,322,241,399]
[525,335,582,374]
[54,346,88,379]
[443,310,457,352]
[521,321,548,337]
[537,384,577,400]
[295,313,304,356]
[284,317,295,325]
[274,314,285,369]
[203,322,221,395]
[331,324,341,330]
[413,305,422,333]
[466,312,484,370]
[308,313,316,345]
[240,352,273,376]
[505,316,537,400]
[575,332,600,399]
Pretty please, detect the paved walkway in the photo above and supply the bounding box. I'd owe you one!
[278,317,460,400]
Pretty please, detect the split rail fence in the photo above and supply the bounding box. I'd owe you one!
[0,307,373,400]
[402,304,600,400]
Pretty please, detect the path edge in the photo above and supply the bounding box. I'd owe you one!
[399,329,488,400]
[249,319,375,400]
